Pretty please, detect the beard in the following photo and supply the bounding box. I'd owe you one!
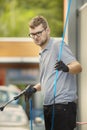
[40,36,48,46]
[36,35,49,48]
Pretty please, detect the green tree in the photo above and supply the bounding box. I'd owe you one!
[0,0,63,37]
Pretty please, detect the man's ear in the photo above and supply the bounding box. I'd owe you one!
[46,27,50,35]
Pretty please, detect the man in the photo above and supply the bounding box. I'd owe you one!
[26,16,82,130]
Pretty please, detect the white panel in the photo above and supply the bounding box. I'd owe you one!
[0,57,39,63]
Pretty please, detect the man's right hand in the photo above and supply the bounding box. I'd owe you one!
[25,85,37,99]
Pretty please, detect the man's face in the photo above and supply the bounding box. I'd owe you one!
[29,24,50,48]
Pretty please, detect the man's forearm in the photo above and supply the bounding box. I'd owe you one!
[68,61,82,74]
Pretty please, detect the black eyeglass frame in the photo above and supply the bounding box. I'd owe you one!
[29,28,46,38]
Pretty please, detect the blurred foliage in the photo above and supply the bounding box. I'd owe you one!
[0,0,63,37]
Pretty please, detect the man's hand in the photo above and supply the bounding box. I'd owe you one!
[54,60,69,72]
[25,85,37,99]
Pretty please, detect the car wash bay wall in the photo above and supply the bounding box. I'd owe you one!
[67,1,87,130]
[77,3,87,130]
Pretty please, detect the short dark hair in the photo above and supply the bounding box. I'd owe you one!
[29,16,49,29]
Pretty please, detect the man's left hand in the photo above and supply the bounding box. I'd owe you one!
[54,60,69,72]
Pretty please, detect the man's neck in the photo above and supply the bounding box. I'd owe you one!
[41,37,50,50]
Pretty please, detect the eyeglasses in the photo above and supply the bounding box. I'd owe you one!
[29,28,46,38]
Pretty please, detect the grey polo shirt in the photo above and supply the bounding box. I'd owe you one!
[39,37,77,105]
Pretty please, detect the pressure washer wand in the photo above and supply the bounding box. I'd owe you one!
[0,85,31,111]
